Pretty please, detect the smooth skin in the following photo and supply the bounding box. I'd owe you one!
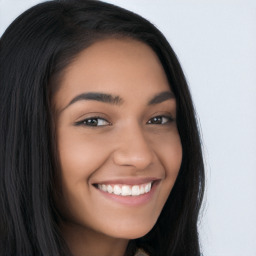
[53,38,182,256]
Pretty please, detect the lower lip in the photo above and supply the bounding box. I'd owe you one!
[94,182,159,206]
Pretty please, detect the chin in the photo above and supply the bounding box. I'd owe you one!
[106,222,155,240]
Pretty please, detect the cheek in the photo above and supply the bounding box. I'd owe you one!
[151,129,182,173]
[145,128,181,179]
[150,130,182,194]
[57,128,113,180]
[165,137,182,178]
[55,127,114,220]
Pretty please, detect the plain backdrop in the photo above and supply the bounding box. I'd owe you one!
[1,0,256,255]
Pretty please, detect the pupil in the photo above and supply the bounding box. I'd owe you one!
[87,119,98,126]
[153,117,162,124]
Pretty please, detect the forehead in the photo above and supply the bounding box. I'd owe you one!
[54,38,171,108]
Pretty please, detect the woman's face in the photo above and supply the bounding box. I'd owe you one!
[53,38,182,240]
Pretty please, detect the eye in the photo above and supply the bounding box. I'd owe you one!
[75,117,110,127]
[147,116,173,125]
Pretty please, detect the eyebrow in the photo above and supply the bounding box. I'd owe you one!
[148,91,175,105]
[59,92,123,112]
[69,92,123,106]
[61,90,174,112]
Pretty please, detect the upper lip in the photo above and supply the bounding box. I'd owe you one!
[92,177,161,186]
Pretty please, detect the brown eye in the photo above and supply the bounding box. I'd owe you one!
[147,116,173,125]
[84,118,99,126]
[75,117,110,127]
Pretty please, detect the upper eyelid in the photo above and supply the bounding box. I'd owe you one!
[74,111,111,122]
[74,116,111,126]
[73,109,175,124]
[75,114,174,126]
[75,110,109,119]
[147,115,174,124]
[149,113,175,120]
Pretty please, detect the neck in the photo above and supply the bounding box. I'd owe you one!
[60,221,129,256]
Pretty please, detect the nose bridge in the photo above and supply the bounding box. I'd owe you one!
[113,121,154,169]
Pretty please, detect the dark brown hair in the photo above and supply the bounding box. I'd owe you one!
[0,1,205,255]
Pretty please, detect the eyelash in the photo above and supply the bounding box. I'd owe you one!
[75,116,110,127]
[75,115,174,127]
[147,115,174,125]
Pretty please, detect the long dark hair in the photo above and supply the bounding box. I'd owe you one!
[0,1,205,255]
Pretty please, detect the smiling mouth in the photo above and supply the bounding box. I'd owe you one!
[95,182,153,197]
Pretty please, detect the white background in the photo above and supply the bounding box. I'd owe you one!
[1,0,256,255]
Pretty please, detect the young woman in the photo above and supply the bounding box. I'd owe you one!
[0,1,205,255]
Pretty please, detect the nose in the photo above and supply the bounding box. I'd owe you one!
[113,124,154,170]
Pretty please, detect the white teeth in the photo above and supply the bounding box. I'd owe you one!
[97,182,153,196]
[145,183,151,193]
[107,185,113,193]
[102,184,107,192]
[113,185,122,195]
[122,185,131,196]
[131,185,140,196]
